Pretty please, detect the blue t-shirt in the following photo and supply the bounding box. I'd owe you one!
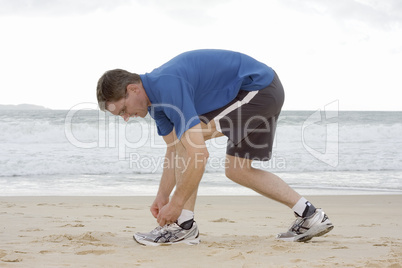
[140,49,274,140]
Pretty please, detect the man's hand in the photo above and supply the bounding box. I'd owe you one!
[149,131,176,220]
[150,194,170,219]
[154,123,208,227]
[157,201,183,226]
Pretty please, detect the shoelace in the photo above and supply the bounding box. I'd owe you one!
[290,217,307,234]
[151,223,179,235]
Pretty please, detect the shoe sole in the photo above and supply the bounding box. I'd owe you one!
[295,224,334,242]
[133,234,200,246]
[276,223,334,242]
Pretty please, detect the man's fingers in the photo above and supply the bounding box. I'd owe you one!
[157,214,165,226]
[150,207,159,218]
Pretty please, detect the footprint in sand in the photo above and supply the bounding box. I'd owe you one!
[1,257,22,263]
[39,231,115,244]
[358,223,381,227]
[291,259,305,263]
[332,246,349,249]
[373,243,388,247]
[271,244,288,251]
[75,250,114,255]
[0,252,22,263]
[21,228,44,232]
[60,224,85,228]
[37,203,56,207]
[210,218,236,223]
[231,252,245,260]
[93,204,120,208]
[5,203,16,208]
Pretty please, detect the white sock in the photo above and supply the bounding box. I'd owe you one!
[292,197,316,218]
[177,209,194,225]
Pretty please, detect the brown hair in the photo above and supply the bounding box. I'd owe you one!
[96,69,141,111]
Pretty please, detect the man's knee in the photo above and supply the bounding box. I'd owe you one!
[225,155,251,180]
[174,140,186,155]
[200,121,223,141]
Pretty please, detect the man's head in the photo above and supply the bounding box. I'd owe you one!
[97,69,150,121]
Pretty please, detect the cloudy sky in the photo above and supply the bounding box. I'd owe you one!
[0,0,401,110]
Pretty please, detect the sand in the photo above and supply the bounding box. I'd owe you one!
[1,195,401,267]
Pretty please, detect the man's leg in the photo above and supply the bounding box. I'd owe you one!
[173,138,198,224]
[177,120,223,213]
[225,154,334,242]
[225,154,300,208]
[133,136,202,246]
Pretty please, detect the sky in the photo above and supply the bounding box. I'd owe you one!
[0,0,401,111]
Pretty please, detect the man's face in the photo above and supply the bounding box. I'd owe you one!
[107,84,149,121]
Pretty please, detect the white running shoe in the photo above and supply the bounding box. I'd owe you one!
[276,209,334,242]
[133,219,200,246]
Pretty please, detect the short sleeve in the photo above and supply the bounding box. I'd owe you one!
[148,108,174,136]
[156,76,201,140]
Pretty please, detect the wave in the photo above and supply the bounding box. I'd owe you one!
[1,171,401,196]
[1,111,402,177]
[1,150,401,178]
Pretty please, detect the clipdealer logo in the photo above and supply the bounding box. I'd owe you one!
[64,101,340,168]
[128,152,287,173]
[301,100,339,167]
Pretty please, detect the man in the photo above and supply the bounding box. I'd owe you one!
[96,49,334,246]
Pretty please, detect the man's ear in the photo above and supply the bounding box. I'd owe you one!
[126,83,138,93]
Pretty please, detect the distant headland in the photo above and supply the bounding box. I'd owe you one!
[0,104,50,110]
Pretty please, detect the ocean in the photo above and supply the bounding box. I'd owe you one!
[1,108,401,196]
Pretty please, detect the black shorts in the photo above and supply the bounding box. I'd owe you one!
[200,71,284,161]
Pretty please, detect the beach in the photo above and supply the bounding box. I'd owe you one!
[1,195,401,267]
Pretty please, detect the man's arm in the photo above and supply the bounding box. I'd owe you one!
[157,123,209,226]
[150,131,177,218]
